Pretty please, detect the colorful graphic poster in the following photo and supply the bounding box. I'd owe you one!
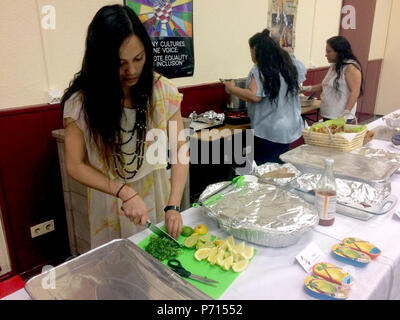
[267,0,298,53]
[125,0,194,79]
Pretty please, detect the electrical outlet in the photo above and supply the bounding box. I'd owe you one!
[30,219,55,238]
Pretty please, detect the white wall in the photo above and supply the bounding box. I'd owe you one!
[0,0,342,109]
[171,0,343,87]
[0,0,121,109]
[0,0,49,108]
[307,0,342,68]
[173,0,269,87]
[375,0,400,115]
[369,0,392,61]
[37,0,120,94]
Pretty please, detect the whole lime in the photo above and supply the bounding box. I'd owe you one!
[181,225,194,237]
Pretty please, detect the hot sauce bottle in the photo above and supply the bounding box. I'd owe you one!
[315,158,337,226]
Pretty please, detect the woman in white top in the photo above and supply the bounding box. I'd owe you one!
[303,36,364,123]
[61,5,188,248]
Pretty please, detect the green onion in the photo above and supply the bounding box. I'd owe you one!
[145,236,182,261]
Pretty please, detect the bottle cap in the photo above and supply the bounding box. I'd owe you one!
[325,158,334,165]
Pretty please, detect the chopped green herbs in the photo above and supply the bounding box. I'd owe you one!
[145,236,182,261]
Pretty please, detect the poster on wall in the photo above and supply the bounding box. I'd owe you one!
[125,0,194,79]
[267,0,298,53]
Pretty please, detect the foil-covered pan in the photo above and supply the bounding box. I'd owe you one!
[189,110,225,125]
[290,173,397,220]
[252,162,302,187]
[280,144,400,183]
[25,239,211,300]
[199,181,319,247]
[290,173,391,209]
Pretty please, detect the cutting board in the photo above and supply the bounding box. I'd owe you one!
[137,229,254,299]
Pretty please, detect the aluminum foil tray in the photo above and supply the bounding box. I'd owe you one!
[290,173,392,211]
[189,110,225,125]
[199,181,319,247]
[280,144,400,183]
[25,239,211,300]
[293,190,397,221]
[252,162,302,187]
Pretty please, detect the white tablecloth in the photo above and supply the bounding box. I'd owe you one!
[129,112,400,300]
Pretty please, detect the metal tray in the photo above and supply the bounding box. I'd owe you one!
[280,144,400,183]
[25,239,211,300]
[290,173,392,209]
[292,190,397,221]
[199,181,318,248]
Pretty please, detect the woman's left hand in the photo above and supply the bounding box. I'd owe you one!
[224,80,236,94]
[165,210,183,239]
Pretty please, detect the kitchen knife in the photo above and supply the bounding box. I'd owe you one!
[146,220,183,248]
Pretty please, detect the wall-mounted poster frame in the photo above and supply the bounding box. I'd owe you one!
[125,0,194,79]
[267,0,298,53]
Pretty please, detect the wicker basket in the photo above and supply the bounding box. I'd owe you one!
[302,121,367,152]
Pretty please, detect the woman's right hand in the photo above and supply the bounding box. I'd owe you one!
[120,188,149,226]
[299,85,312,93]
[224,80,236,94]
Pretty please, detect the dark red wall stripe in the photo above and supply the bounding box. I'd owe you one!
[0,105,71,279]
[340,0,376,71]
[340,0,378,115]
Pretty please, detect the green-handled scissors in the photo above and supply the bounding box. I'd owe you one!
[168,259,219,287]
[192,175,246,208]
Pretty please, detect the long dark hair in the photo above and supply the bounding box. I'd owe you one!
[248,29,299,103]
[61,4,155,179]
[327,36,364,96]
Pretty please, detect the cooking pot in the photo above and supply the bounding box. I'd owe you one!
[226,78,247,110]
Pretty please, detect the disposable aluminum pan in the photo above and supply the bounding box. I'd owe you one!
[290,173,392,210]
[25,239,211,300]
[252,162,302,187]
[199,181,319,247]
[189,110,225,125]
[280,144,400,183]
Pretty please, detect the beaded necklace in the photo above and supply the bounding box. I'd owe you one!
[113,101,148,181]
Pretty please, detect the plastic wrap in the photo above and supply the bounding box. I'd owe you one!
[25,239,211,300]
[199,181,318,247]
[352,147,400,171]
[384,112,400,129]
[280,144,400,183]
